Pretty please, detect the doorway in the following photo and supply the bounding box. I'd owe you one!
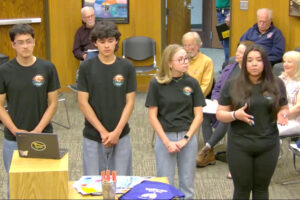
[201,0,222,48]
[166,0,191,45]
[165,0,222,49]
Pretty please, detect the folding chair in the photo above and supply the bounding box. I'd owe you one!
[122,36,158,76]
[52,93,71,129]
[272,62,284,76]
[280,142,300,185]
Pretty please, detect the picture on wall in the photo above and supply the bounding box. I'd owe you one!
[82,0,129,23]
[289,0,300,17]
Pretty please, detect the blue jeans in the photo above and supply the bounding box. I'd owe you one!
[217,9,230,61]
[82,134,132,176]
[3,139,18,173]
[3,138,18,199]
[155,131,198,199]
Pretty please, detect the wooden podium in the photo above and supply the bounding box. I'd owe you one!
[9,150,68,199]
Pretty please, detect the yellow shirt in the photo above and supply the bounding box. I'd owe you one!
[187,52,214,97]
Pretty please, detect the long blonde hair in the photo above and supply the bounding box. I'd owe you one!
[282,51,300,81]
[156,44,184,84]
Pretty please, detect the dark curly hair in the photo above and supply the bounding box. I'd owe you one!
[90,21,121,52]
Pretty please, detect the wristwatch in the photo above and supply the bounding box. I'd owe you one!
[184,135,189,140]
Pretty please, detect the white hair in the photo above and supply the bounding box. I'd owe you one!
[182,32,203,46]
[257,8,273,20]
[81,6,94,16]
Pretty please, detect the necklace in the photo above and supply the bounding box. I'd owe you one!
[172,76,183,83]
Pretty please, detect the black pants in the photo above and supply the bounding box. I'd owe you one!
[227,137,280,199]
[201,113,229,147]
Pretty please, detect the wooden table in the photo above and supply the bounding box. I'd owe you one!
[9,151,68,199]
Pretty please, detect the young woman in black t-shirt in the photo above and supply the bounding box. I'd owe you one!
[216,44,289,199]
[145,44,206,199]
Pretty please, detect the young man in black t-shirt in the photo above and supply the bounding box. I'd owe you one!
[77,21,136,176]
[0,24,60,196]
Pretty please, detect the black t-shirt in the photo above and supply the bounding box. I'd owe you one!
[219,77,287,148]
[145,74,206,132]
[77,56,136,142]
[0,58,61,141]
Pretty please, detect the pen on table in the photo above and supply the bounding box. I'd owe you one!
[112,170,117,182]
[106,170,110,182]
[101,170,106,182]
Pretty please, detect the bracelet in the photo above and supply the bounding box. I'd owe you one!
[231,111,236,120]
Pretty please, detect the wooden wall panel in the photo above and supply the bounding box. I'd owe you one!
[48,0,162,92]
[48,0,82,92]
[118,0,162,92]
[231,0,300,57]
[0,0,46,60]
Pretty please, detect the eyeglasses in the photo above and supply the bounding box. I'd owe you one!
[14,39,34,46]
[83,14,95,19]
[183,44,196,48]
[171,57,190,64]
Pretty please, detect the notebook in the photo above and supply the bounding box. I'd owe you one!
[16,133,68,159]
[216,23,230,40]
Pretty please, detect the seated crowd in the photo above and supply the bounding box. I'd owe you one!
[1,5,300,200]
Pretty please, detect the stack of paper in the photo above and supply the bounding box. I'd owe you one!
[73,176,148,195]
[203,99,218,114]
[290,143,300,153]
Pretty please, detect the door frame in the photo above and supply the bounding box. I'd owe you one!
[201,0,222,48]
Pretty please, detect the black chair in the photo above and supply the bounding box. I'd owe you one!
[0,53,9,65]
[221,56,236,70]
[272,62,284,76]
[67,50,99,92]
[279,140,300,185]
[122,36,158,76]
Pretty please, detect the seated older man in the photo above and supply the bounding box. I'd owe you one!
[240,8,285,65]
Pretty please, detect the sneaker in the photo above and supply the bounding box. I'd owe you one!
[196,146,216,167]
[67,83,78,92]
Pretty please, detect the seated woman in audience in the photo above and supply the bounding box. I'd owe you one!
[277,51,300,137]
[197,41,253,178]
[216,44,288,199]
[145,44,206,199]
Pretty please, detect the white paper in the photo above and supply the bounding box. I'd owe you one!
[203,99,218,114]
[73,175,148,195]
[290,143,300,153]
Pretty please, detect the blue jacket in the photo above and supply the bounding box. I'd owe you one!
[240,23,285,63]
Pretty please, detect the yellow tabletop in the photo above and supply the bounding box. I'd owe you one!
[9,150,68,173]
